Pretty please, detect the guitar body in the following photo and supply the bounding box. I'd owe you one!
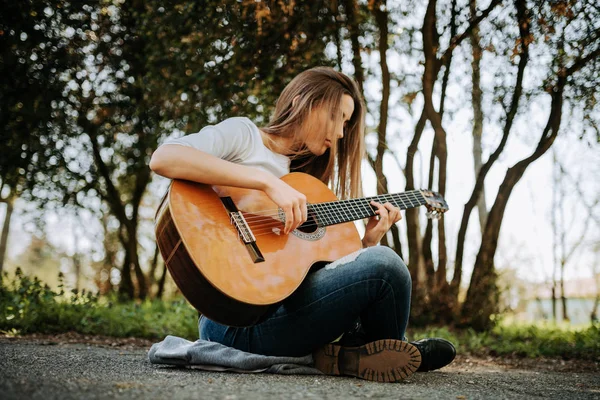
[155,172,362,327]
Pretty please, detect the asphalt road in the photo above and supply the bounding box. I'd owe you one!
[1,336,599,400]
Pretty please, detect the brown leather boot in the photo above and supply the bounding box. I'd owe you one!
[313,339,422,383]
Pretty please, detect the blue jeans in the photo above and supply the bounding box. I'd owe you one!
[199,246,412,357]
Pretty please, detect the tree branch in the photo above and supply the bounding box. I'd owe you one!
[565,46,600,77]
[438,0,502,68]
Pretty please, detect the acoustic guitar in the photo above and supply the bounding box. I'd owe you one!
[154,172,448,327]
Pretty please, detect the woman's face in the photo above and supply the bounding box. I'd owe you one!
[301,94,355,156]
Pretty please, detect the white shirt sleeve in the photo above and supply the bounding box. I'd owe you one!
[163,117,254,162]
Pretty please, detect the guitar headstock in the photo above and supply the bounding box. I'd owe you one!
[420,190,449,219]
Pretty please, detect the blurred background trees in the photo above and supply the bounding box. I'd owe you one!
[1,0,599,331]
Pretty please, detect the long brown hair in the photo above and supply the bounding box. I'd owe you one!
[260,67,366,199]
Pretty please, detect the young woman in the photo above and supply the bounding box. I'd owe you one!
[150,66,455,382]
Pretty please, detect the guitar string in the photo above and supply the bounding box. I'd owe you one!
[238,191,428,222]
[239,196,432,236]
[180,192,436,237]
[220,193,429,235]
[237,193,426,226]
[221,202,444,238]
[212,190,425,220]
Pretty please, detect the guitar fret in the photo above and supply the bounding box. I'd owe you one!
[335,200,345,224]
[359,198,373,219]
[322,202,334,225]
[340,199,352,223]
[409,191,420,208]
[313,189,436,227]
[388,193,400,209]
[329,201,342,225]
[309,203,321,227]
[350,198,366,220]
[395,193,407,209]
[398,193,409,208]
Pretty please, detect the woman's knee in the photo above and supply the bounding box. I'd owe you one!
[361,246,412,286]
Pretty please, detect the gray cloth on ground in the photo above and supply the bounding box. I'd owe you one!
[148,335,323,375]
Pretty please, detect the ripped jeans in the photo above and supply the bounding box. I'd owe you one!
[199,246,412,357]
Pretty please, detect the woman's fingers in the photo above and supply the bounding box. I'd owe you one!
[372,201,402,227]
[383,202,402,223]
[284,197,307,234]
[283,205,293,234]
[294,203,303,231]
[301,199,308,223]
[371,201,388,228]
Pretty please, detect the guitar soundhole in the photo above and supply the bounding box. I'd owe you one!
[278,209,325,240]
[296,210,319,233]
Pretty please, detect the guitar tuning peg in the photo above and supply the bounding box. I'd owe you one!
[435,212,442,220]
[426,210,434,219]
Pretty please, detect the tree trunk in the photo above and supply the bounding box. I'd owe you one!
[373,0,390,200]
[422,220,435,292]
[421,0,450,306]
[118,238,134,299]
[334,3,343,70]
[148,243,160,292]
[591,258,600,324]
[551,285,557,322]
[72,220,82,291]
[423,141,437,293]
[406,0,498,298]
[127,222,147,299]
[390,224,403,260]
[469,0,488,231]
[591,293,599,324]
[99,214,118,294]
[156,261,168,299]
[451,0,530,301]
[405,111,427,289]
[461,77,566,330]
[551,150,559,322]
[560,261,569,321]
[73,254,82,291]
[0,193,15,275]
[342,0,364,95]
[372,0,392,248]
[116,223,147,300]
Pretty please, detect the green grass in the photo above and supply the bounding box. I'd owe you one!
[1,269,599,360]
[0,269,198,340]
[412,323,600,360]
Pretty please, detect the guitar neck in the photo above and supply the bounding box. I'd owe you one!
[309,191,427,227]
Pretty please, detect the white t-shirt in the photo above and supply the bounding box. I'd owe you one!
[164,117,290,178]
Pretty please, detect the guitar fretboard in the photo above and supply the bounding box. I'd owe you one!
[308,191,426,227]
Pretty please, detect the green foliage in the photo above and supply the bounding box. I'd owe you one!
[2,270,599,361]
[0,269,198,340]
[413,323,600,361]
[0,0,92,202]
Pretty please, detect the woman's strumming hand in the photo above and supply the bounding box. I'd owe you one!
[263,177,308,235]
[361,201,402,248]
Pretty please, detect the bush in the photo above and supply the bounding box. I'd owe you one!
[0,269,198,340]
[412,323,600,360]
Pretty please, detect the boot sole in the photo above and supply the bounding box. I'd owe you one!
[313,339,422,383]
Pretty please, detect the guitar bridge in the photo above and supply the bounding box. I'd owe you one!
[220,196,265,263]
[230,211,256,244]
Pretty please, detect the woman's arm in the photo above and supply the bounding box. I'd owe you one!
[149,144,307,234]
[150,144,271,190]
